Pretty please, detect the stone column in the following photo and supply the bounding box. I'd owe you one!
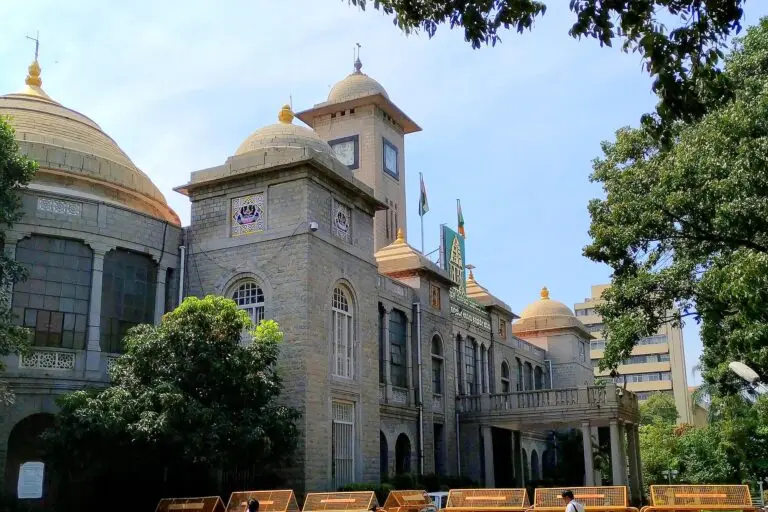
[592,426,603,485]
[609,420,625,485]
[85,248,107,374]
[482,348,490,394]
[513,430,524,487]
[154,266,167,324]
[618,421,628,486]
[405,315,414,401]
[482,425,495,487]
[456,336,464,395]
[632,425,645,503]
[626,423,642,505]
[581,421,595,486]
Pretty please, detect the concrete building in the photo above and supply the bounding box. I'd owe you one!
[0,55,642,505]
[574,284,693,424]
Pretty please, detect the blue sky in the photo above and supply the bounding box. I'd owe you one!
[3,1,768,385]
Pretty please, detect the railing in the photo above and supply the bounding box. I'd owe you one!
[456,385,636,414]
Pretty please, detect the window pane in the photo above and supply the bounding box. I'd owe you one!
[389,310,407,387]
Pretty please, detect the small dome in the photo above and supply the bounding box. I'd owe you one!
[519,287,576,319]
[0,60,180,225]
[235,104,336,157]
[327,58,389,104]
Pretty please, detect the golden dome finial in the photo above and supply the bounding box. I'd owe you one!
[466,264,476,281]
[541,287,550,300]
[396,228,405,243]
[25,60,42,88]
[278,104,294,124]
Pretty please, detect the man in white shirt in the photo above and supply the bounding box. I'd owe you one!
[561,491,585,512]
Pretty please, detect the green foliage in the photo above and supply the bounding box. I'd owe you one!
[43,296,300,510]
[347,0,746,138]
[639,395,768,486]
[0,116,36,406]
[640,392,679,425]
[337,483,395,505]
[584,18,768,392]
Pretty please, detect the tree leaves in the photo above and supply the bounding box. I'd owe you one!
[44,297,300,497]
[584,19,768,390]
[346,0,745,137]
[0,116,36,406]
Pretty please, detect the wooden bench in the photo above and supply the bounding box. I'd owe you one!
[156,497,226,512]
[441,488,530,512]
[302,491,379,512]
[226,490,300,512]
[530,487,638,512]
[641,485,757,512]
[382,490,433,512]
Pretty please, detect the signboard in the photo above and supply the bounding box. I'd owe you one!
[440,225,465,288]
[450,287,491,330]
[17,461,44,499]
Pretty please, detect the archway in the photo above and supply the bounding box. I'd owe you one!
[380,432,389,479]
[4,413,56,502]
[522,449,529,484]
[531,450,540,481]
[395,433,412,474]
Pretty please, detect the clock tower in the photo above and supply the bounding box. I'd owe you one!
[296,57,421,252]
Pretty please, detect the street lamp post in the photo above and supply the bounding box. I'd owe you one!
[662,469,679,484]
[728,362,768,396]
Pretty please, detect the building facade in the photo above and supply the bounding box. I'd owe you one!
[574,284,693,424]
[0,56,642,504]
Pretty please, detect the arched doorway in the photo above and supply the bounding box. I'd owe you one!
[395,433,411,474]
[531,450,540,481]
[380,432,389,479]
[4,413,56,502]
[522,449,529,484]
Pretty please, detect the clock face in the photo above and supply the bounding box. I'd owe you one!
[384,141,398,177]
[332,140,355,166]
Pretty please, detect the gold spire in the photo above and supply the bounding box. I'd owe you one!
[395,227,405,243]
[540,287,550,300]
[278,104,294,124]
[25,60,42,87]
[466,264,476,280]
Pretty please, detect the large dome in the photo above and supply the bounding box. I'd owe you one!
[235,104,336,158]
[513,287,591,337]
[327,58,389,104]
[0,61,180,225]
[519,287,577,319]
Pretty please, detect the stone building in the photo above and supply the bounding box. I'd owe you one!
[0,56,642,505]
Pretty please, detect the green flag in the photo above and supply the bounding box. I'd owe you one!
[457,199,465,237]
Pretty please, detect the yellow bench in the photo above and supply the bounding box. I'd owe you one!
[441,488,530,512]
[156,496,226,512]
[530,487,638,512]
[225,490,300,512]
[302,491,379,512]
[382,490,433,512]
[641,485,757,512]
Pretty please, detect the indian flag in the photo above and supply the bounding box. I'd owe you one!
[419,173,429,217]
[457,199,465,237]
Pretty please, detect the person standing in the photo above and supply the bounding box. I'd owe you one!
[561,491,585,512]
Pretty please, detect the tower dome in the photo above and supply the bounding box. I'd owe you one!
[513,287,592,337]
[0,60,180,225]
[235,104,336,157]
[327,57,389,104]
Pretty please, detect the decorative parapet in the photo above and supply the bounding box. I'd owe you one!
[19,349,75,370]
[391,387,409,405]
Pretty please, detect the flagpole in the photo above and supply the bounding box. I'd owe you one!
[420,172,425,254]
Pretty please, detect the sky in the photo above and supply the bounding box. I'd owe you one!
[2,1,768,386]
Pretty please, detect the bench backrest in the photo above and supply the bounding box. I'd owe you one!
[534,487,628,508]
[446,489,530,509]
[156,497,226,512]
[649,485,752,508]
[302,492,377,512]
[226,490,300,512]
[383,490,431,512]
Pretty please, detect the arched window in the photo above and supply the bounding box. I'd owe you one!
[332,287,354,379]
[531,449,540,481]
[395,433,412,474]
[480,345,489,393]
[516,358,524,391]
[464,339,477,395]
[534,366,544,390]
[380,432,389,480]
[522,449,529,484]
[524,362,533,391]
[431,335,444,395]
[231,281,265,325]
[501,361,511,393]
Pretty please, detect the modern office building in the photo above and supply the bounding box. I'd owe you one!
[574,284,693,424]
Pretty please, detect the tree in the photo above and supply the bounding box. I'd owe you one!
[583,18,768,391]
[346,0,746,137]
[43,296,300,511]
[0,117,36,406]
[640,391,679,425]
